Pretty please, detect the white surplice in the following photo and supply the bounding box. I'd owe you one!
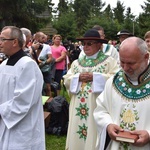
[0,56,45,150]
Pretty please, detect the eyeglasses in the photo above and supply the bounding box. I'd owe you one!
[0,38,15,42]
[83,41,98,46]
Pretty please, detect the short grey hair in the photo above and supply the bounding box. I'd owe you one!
[2,26,24,48]
[136,37,148,55]
[121,37,148,55]
[20,27,31,37]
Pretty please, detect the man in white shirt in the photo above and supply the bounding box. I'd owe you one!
[33,31,53,97]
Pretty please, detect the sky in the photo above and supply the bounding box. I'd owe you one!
[51,0,145,16]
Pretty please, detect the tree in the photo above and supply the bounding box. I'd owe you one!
[113,0,125,24]
[123,7,135,35]
[89,0,105,16]
[52,10,77,41]
[0,0,53,33]
[73,0,91,35]
[138,0,150,37]
[101,4,118,39]
[57,0,69,16]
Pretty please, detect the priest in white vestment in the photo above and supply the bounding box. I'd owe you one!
[63,29,119,150]
[94,37,150,150]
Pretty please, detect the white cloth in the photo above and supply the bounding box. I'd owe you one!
[38,43,52,59]
[102,44,119,61]
[70,72,106,94]
[63,54,119,150]
[94,76,150,150]
[0,56,45,150]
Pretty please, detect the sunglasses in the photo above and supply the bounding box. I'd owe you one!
[83,41,98,46]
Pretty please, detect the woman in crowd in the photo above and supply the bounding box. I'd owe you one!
[51,34,67,95]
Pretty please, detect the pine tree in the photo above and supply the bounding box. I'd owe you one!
[138,0,150,37]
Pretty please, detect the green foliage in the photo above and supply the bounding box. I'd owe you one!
[52,11,77,41]
[57,0,69,16]
[89,0,106,16]
[0,0,52,33]
[113,0,125,24]
[138,0,150,37]
[73,0,91,35]
[0,0,149,40]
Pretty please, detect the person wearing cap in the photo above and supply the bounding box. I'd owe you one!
[115,29,133,51]
[63,29,120,150]
[79,25,119,62]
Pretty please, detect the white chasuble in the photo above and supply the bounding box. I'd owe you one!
[64,51,119,150]
[94,69,150,150]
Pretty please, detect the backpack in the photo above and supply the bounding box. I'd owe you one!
[50,81,59,97]
[45,95,69,136]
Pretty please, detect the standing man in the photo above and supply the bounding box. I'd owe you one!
[92,25,119,60]
[0,26,45,150]
[20,27,32,57]
[94,37,150,150]
[33,31,53,97]
[115,29,133,51]
[63,29,119,150]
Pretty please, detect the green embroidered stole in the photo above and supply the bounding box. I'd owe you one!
[113,68,150,100]
[78,51,108,67]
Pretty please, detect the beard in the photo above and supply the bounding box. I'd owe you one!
[124,62,147,81]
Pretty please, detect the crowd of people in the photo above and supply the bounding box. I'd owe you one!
[0,25,149,150]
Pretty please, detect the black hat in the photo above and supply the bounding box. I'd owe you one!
[117,29,133,36]
[76,29,108,43]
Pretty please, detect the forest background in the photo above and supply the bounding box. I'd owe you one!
[0,0,149,42]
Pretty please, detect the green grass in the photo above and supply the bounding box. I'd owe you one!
[45,82,70,150]
[45,134,66,150]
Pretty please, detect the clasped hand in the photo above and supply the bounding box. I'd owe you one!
[79,72,93,82]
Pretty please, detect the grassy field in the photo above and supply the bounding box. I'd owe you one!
[45,134,66,150]
[45,83,70,150]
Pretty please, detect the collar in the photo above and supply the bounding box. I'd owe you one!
[6,49,27,66]
[138,63,150,83]
[86,50,99,59]
[113,66,150,101]
[78,50,108,67]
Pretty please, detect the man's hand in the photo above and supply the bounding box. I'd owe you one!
[39,60,46,67]
[131,130,150,147]
[107,124,124,140]
[79,72,93,82]
[32,41,40,50]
